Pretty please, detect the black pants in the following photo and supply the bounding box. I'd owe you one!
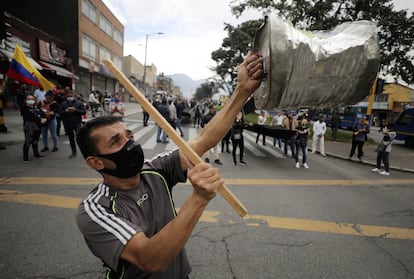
[221,130,231,152]
[349,140,365,159]
[64,122,81,154]
[56,116,62,136]
[23,131,41,160]
[256,132,266,145]
[376,151,390,172]
[232,137,244,164]
[143,111,149,126]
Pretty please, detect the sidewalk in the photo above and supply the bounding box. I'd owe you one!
[1,103,413,174]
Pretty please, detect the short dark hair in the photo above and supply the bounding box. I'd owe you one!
[76,116,122,158]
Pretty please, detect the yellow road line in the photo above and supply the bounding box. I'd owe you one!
[1,188,413,241]
[1,177,414,186]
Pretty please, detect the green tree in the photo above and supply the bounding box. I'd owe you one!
[211,20,263,94]
[193,81,215,101]
[228,0,414,84]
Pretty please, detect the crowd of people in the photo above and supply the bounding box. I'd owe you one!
[13,83,128,162]
[11,79,397,177]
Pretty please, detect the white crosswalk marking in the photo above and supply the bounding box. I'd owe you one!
[242,133,266,157]
[188,127,199,140]
[127,123,139,131]
[120,122,290,159]
[133,125,153,142]
[244,131,286,158]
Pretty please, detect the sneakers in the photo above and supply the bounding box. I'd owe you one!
[303,163,309,169]
[239,161,247,166]
[379,171,390,176]
[41,147,49,152]
[371,168,380,173]
[51,147,59,152]
[295,162,300,168]
[214,159,222,165]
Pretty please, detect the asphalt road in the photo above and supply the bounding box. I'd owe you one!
[1,114,413,279]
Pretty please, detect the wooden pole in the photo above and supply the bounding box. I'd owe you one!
[103,59,248,217]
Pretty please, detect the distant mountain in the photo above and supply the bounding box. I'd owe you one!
[168,74,206,99]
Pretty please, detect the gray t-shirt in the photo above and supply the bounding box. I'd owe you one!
[76,149,190,278]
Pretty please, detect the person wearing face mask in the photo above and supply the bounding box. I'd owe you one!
[60,89,86,158]
[294,117,310,168]
[74,52,264,279]
[110,95,125,121]
[21,94,47,162]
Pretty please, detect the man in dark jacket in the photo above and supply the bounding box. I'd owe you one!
[61,90,86,158]
[348,117,369,162]
[155,98,170,143]
[201,105,222,165]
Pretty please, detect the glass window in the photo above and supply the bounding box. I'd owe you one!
[113,55,122,70]
[99,46,111,62]
[99,14,112,36]
[82,0,97,23]
[396,112,414,126]
[82,34,97,61]
[113,28,123,45]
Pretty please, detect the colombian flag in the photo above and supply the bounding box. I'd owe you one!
[7,44,55,91]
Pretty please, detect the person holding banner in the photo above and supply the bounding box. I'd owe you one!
[75,52,263,279]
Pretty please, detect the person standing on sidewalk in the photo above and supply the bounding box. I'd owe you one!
[110,96,125,121]
[348,117,369,162]
[88,91,100,117]
[311,115,327,156]
[22,94,47,161]
[371,123,396,176]
[61,90,86,158]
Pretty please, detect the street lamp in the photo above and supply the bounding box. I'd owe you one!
[143,32,163,95]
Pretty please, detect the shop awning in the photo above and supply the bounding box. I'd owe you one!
[0,49,43,70]
[37,60,79,80]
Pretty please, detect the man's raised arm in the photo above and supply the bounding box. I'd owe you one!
[188,52,263,156]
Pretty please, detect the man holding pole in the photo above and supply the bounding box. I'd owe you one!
[75,52,263,278]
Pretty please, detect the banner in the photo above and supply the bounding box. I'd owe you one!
[7,44,55,91]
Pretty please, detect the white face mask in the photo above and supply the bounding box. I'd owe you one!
[26,100,35,106]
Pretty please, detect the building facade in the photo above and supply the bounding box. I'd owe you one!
[2,0,124,102]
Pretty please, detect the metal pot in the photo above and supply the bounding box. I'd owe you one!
[253,16,380,110]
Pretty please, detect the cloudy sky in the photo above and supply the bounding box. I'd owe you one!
[104,0,413,81]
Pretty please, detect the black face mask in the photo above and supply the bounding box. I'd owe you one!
[94,140,144,178]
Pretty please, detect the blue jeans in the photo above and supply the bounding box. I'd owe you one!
[42,118,58,148]
[176,118,184,136]
[295,139,308,164]
[284,136,296,157]
[156,126,167,142]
